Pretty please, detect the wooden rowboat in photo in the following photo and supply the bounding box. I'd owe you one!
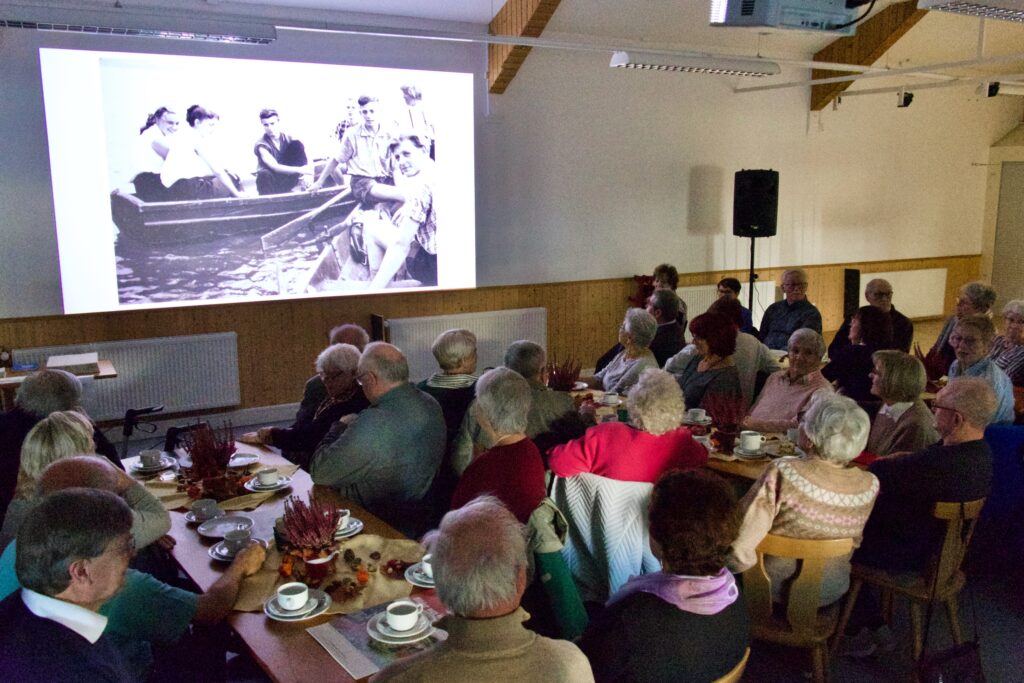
[110,185,357,246]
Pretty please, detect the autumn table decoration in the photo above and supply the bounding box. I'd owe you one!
[277,495,340,586]
[546,356,582,391]
[703,393,745,454]
[178,422,247,501]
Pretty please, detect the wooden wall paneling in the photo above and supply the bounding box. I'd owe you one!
[0,255,979,413]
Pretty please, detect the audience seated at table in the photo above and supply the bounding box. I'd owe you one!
[242,343,369,469]
[988,299,1024,387]
[729,393,879,607]
[595,289,686,371]
[450,368,545,524]
[312,342,445,537]
[586,309,659,395]
[865,351,939,456]
[829,278,914,356]
[822,305,894,403]
[372,496,594,682]
[549,369,706,483]
[947,315,1015,425]
[758,269,823,350]
[717,276,757,335]
[0,456,264,681]
[579,469,750,683]
[742,328,833,433]
[0,369,122,528]
[706,298,779,408]
[924,281,997,375]
[453,340,583,474]
[294,323,370,424]
[0,488,137,681]
[846,378,995,651]
[665,311,742,412]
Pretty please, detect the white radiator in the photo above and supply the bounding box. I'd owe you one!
[15,333,240,421]
[858,269,947,319]
[382,308,547,382]
[677,281,776,330]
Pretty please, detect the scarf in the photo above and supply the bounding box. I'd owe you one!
[608,567,738,615]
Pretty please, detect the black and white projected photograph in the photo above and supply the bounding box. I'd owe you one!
[38,49,475,314]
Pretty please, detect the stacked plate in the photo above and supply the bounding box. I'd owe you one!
[227,453,259,468]
[243,475,292,493]
[263,589,331,622]
[197,514,254,539]
[130,455,176,475]
[732,446,767,460]
[334,518,364,540]
[404,561,435,588]
[366,611,434,645]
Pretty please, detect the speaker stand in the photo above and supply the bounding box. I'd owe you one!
[747,237,759,312]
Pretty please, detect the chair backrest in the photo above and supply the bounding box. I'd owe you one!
[742,534,854,637]
[930,498,985,589]
[712,647,750,683]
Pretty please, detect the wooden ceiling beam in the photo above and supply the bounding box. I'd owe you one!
[810,1,928,111]
[488,0,563,94]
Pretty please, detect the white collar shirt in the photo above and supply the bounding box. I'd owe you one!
[21,588,108,644]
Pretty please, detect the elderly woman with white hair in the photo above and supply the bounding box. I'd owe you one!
[418,329,479,445]
[988,299,1024,387]
[586,309,659,394]
[243,343,368,467]
[550,369,707,483]
[947,315,1015,424]
[729,393,880,606]
[449,368,545,523]
[742,328,833,433]
[866,350,939,456]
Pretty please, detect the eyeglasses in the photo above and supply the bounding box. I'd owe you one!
[868,290,894,298]
[355,372,371,386]
[931,402,961,416]
[949,334,982,347]
[782,281,808,290]
[318,370,346,380]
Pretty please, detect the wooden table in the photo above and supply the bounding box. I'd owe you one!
[129,443,429,682]
[705,456,771,481]
[0,359,117,410]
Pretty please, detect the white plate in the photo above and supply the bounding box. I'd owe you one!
[572,381,588,391]
[184,509,224,524]
[243,475,292,493]
[263,589,330,622]
[228,453,259,468]
[765,442,805,458]
[733,446,767,459]
[130,456,176,474]
[404,562,435,588]
[333,518,364,540]
[197,514,254,539]
[367,612,435,644]
[265,594,318,618]
[682,417,714,427]
[208,538,266,562]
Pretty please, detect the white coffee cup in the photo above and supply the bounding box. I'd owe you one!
[420,553,433,579]
[223,528,252,553]
[740,430,766,452]
[139,449,163,468]
[191,498,220,522]
[386,600,424,632]
[256,468,279,486]
[601,392,620,406]
[277,582,309,611]
[336,508,351,530]
[687,408,707,423]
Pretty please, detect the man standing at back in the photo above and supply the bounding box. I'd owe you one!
[372,496,594,682]
[829,278,914,356]
[312,342,445,536]
[759,268,823,350]
[0,488,135,681]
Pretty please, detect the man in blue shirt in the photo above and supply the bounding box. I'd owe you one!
[759,269,823,350]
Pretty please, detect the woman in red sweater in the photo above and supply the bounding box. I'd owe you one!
[450,368,546,523]
[549,369,707,483]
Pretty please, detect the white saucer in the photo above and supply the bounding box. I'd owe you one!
[208,538,266,562]
[243,475,292,492]
[185,509,224,524]
[130,456,175,474]
[265,594,317,618]
[733,446,767,459]
[376,612,431,639]
[367,612,434,644]
[263,589,330,622]
[404,562,435,588]
[333,518,364,540]
[682,417,714,427]
[228,453,259,468]
[572,381,588,391]
[197,514,254,539]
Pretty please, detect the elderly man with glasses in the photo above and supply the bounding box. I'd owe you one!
[758,269,823,350]
[828,278,915,357]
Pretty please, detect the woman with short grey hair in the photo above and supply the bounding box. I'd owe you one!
[450,368,546,523]
[988,299,1024,387]
[550,369,707,484]
[588,309,659,394]
[947,316,1015,424]
[927,280,998,373]
[729,393,879,606]
[866,351,938,456]
[419,328,479,451]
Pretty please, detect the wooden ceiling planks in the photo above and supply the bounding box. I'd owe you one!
[488,0,563,94]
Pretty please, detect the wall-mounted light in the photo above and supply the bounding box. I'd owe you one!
[610,50,781,77]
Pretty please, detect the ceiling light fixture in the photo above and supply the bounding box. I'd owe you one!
[610,50,781,77]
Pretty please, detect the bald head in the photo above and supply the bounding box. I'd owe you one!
[38,455,122,496]
[358,342,409,402]
[865,278,894,312]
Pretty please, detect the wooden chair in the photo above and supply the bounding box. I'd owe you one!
[832,498,985,661]
[712,646,750,683]
[742,534,854,683]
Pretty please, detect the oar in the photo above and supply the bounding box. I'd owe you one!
[261,187,353,252]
